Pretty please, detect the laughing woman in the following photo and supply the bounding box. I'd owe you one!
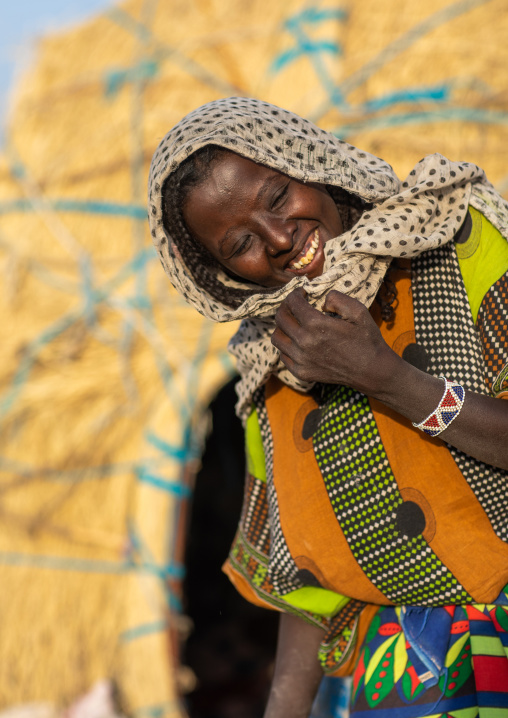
[148,97,508,718]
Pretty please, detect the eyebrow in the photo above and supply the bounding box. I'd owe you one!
[218,173,281,256]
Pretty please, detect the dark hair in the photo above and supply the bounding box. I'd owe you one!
[161,146,396,318]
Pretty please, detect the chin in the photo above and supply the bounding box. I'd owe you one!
[306,260,325,280]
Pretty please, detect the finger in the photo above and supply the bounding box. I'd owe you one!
[284,288,322,324]
[275,347,292,367]
[323,290,364,319]
[274,301,301,338]
[275,289,311,332]
[271,326,293,355]
[271,334,297,372]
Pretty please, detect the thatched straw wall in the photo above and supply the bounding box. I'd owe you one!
[0,0,507,714]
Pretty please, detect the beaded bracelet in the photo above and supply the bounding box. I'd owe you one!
[412,377,465,437]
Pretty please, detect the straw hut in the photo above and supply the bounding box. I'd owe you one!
[0,0,507,715]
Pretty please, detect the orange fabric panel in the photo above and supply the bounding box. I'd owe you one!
[265,377,390,605]
[370,398,508,602]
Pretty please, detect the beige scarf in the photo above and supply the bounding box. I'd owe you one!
[148,97,508,422]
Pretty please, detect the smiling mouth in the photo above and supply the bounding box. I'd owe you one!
[289,229,319,270]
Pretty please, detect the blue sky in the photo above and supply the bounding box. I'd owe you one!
[0,0,116,143]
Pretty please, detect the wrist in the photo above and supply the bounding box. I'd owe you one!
[412,377,465,436]
[362,344,407,400]
[368,351,446,425]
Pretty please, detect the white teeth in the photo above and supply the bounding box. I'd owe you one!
[290,230,320,270]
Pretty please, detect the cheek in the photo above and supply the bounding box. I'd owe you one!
[231,254,269,282]
[228,252,283,288]
[321,196,342,233]
[301,186,341,230]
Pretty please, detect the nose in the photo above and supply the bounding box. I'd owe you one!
[263,218,296,257]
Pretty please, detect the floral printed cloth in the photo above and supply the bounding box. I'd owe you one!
[350,587,508,717]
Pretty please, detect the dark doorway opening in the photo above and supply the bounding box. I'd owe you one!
[183,378,279,718]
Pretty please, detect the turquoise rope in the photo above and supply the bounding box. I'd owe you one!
[128,523,185,581]
[137,469,191,498]
[145,431,190,463]
[309,0,494,122]
[127,523,184,611]
[271,40,341,74]
[340,0,492,100]
[286,7,348,25]
[271,6,346,108]
[107,5,241,94]
[106,6,156,43]
[0,312,82,417]
[120,621,168,643]
[0,198,147,219]
[361,83,450,113]
[105,59,159,97]
[0,246,155,419]
[334,107,508,137]
[0,544,183,582]
[132,701,184,718]
[0,551,132,574]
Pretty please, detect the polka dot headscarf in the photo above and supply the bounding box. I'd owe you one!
[148,96,508,422]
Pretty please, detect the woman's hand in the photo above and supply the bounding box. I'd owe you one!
[271,288,397,395]
[271,288,508,470]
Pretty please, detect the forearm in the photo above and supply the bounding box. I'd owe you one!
[372,347,508,470]
[264,613,324,718]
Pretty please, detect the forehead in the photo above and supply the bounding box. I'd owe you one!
[184,152,284,223]
[198,151,279,199]
[184,154,267,237]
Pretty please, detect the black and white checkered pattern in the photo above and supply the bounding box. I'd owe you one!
[413,244,508,540]
[477,273,508,393]
[240,476,271,555]
[412,244,484,391]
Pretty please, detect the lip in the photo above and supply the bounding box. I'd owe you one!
[284,228,323,276]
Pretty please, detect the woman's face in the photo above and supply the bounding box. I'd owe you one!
[182,152,343,288]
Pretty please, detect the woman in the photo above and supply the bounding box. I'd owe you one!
[148,97,508,717]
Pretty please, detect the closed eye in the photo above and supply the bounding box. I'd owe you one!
[271,182,289,210]
[231,235,252,257]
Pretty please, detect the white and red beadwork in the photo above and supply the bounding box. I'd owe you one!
[412,377,465,437]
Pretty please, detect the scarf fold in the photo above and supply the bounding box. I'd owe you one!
[148,96,505,422]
